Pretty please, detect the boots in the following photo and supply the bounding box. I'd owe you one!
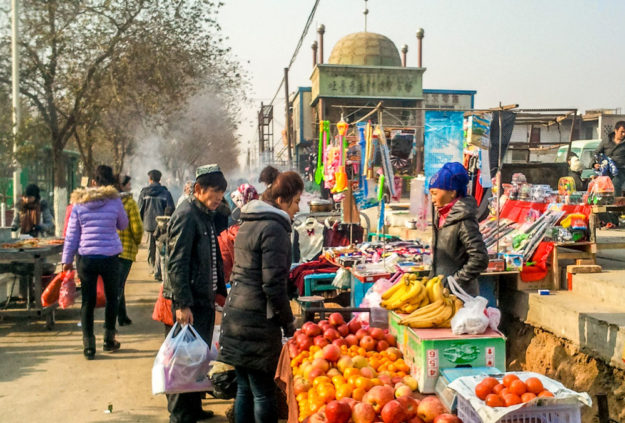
[83,335,96,360]
[103,329,121,352]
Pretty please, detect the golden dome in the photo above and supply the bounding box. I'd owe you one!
[328,32,401,67]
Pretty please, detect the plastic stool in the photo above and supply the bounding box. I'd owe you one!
[303,273,337,296]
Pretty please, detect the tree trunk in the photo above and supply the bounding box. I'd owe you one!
[52,144,67,237]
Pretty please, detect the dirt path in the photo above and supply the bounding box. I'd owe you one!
[0,248,232,422]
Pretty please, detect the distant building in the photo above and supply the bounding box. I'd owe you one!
[292,30,476,174]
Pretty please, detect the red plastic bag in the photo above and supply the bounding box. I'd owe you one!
[41,272,64,307]
[58,271,77,309]
[152,284,173,326]
[95,276,106,308]
[520,241,554,282]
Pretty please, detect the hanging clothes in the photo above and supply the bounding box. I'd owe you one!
[323,221,365,247]
[294,217,325,262]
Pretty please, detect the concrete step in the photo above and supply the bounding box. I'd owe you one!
[571,270,625,309]
[500,289,625,370]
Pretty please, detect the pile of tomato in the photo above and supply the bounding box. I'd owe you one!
[474,374,554,407]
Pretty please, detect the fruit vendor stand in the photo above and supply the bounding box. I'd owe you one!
[0,239,64,329]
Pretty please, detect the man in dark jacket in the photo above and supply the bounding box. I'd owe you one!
[594,121,625,196]
[163,164,227,423]
[139,169,175,281]
[429,162,489,296]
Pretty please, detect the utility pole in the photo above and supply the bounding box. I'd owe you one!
[11,0,21,213]
[284,67,293,167]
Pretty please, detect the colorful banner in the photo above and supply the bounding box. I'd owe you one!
[424,111,464,190]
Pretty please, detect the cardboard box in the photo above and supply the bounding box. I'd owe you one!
[387,311,408,348]
[404,328,506,393]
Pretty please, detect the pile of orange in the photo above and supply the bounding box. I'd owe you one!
[474,374,554,408]
[291,339,412,421]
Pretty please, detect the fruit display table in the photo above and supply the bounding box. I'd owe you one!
[275,343,301,423]
[0,242,63,329]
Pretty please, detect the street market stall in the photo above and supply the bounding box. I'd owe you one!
[0,238,64,329]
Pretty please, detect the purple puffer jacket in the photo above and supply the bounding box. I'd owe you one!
[62,186,129,264]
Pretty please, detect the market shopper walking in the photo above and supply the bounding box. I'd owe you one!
[594,120,625,196]
[10,183,55,237]
[219,171,302,423]
[62,165,128,360]
[116,175,143,326]
[429,162,489,297]
[164,164,228,423]
[139,169,175,281]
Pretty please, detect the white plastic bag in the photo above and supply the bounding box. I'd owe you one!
[152,323,212,395]
[332,267,351,289]
[447,276,490,335]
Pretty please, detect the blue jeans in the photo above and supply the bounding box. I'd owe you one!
[234,367,278,423]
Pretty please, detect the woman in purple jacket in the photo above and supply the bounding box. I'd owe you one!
[62,165,129,360]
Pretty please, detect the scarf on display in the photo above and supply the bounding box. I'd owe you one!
[20,201,41,235]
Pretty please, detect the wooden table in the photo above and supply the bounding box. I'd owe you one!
[0,244,63,329]
[551,241,599,290]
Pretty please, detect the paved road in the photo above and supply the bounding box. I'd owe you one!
[0,247,232,422]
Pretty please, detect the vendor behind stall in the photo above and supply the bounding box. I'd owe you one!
[429,162,489,297]
[11,184,55,238]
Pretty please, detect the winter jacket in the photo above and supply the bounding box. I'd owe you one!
[11,199,55,237]
[594,132,625,170]
[138,183,175,233]
[218,200,295,373]
[163,197,227,309]
[62,186,129,264]
[430,196,489,297]
[217,224,240,282]
[118,193,143,261]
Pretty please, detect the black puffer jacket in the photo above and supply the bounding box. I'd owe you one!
[164,198,227,309]
[594,132,625,169]
[218,200,295,373]
[430,196,489,297]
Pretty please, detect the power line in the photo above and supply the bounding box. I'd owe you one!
[268,0,320,106]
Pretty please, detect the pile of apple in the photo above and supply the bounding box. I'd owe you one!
[287,312,462,423]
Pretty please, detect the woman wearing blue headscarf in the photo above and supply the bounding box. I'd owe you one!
[429,162,488,296]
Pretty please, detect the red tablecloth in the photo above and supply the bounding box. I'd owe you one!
[275,344,299,423]
[499,201,592,282]
[500,200,592,224]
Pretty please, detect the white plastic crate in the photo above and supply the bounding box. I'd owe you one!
[457,395,581,423]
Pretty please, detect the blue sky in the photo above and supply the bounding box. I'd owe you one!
[219,0,625,162]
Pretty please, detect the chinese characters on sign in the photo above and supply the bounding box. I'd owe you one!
[314,65,424,100]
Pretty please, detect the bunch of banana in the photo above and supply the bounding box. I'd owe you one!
[398,282,465,329]
[380,273,429,313]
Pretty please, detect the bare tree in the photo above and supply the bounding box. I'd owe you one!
[0,0,245,233]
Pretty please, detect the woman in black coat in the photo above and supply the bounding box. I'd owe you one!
[429,162,489,296]
[219,171,303,423]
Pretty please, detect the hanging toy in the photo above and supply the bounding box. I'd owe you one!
[364,121,375,181]
[357,122,368,195]
[332,117,349,193]
[374,124,396,198]
[315,121,330,185]
[378,174,386,235]
[324,145,339,189]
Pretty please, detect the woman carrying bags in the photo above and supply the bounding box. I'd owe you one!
[429,162,489,297]
[62,165,128,360]
[219,171,303,423]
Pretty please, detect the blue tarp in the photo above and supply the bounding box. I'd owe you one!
[424,111,464,190]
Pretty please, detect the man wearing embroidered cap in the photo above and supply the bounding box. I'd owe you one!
[429,162,488,296]
[163,163,228,422]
